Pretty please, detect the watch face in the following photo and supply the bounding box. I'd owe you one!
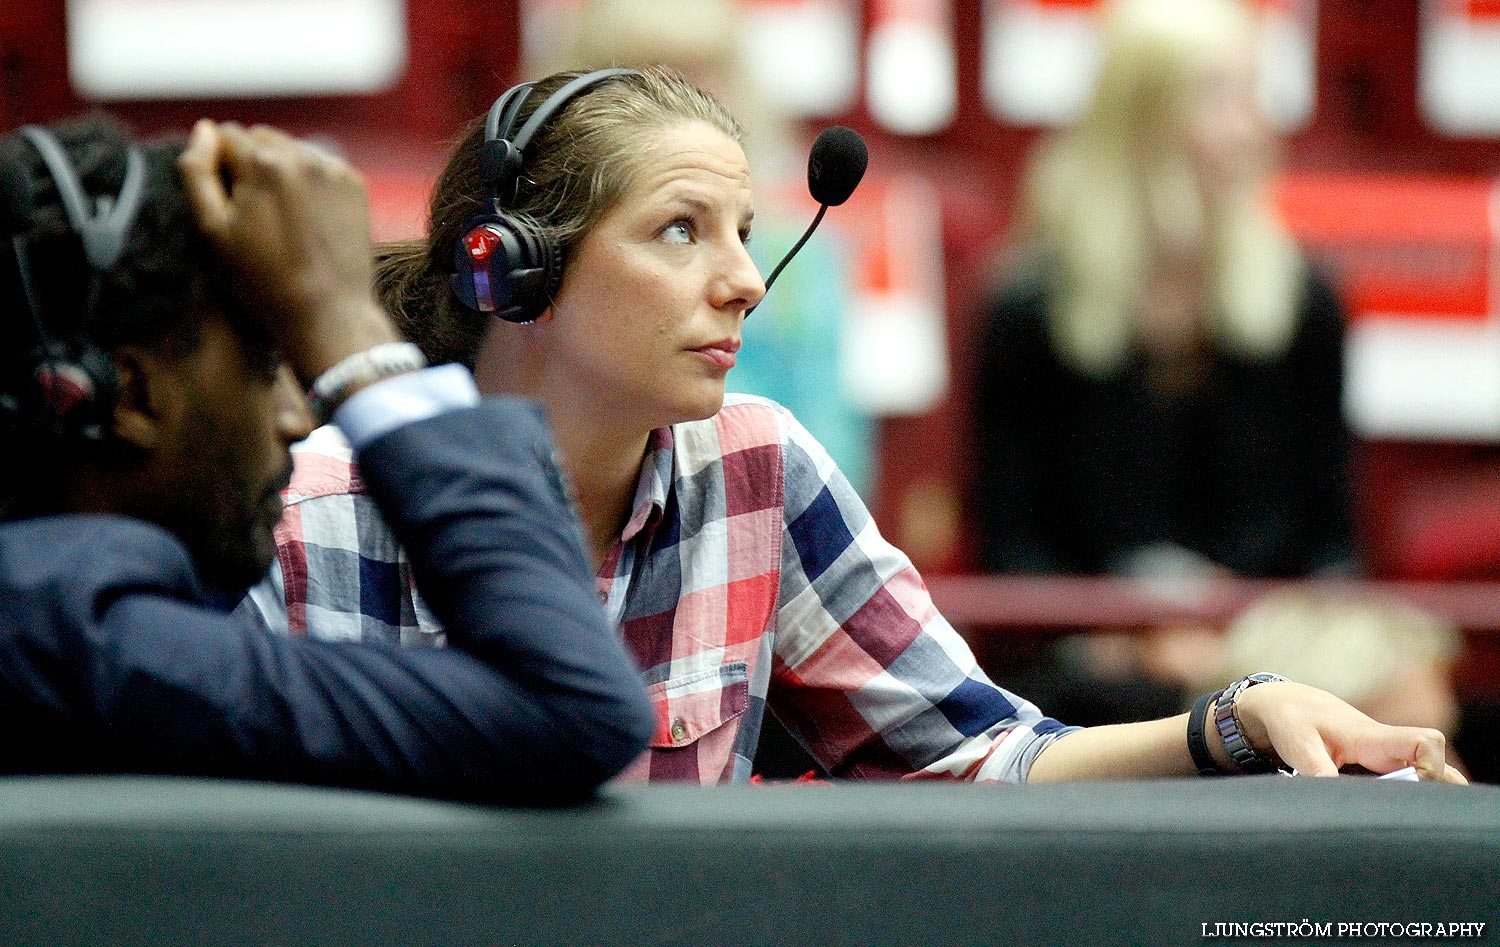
[1247,672,1289,686]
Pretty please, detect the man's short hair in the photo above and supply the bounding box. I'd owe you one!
[0,116,230,506]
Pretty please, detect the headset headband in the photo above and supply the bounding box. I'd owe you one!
[507,67,637,155]
[485,82,535,147]
[20,125,146,272]
[479,67,639,195]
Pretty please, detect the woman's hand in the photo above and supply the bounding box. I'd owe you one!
[1234,681,1466,783]
[177,118,398,384]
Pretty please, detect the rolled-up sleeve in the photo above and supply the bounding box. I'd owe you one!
[767,406,1079,783]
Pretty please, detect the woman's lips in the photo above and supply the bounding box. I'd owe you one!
[692,340,739,370]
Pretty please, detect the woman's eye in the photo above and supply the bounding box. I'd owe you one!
[662,220,692,244]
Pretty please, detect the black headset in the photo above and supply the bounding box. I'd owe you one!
[3,125,144,446]
[450,67,639,324]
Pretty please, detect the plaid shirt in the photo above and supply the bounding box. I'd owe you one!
[243,394,1076,784]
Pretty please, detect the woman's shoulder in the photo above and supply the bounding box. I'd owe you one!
[719,392,794,420]
[979,254,1058,349]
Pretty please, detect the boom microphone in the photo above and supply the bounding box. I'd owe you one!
[807,125,868,207]
[751,126,868,314]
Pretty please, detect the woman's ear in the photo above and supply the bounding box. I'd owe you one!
[107,346,185,452]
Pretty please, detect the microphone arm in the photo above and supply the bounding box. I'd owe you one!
[748,204,827,317]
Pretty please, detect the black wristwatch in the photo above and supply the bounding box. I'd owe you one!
[1213,672,1289,774]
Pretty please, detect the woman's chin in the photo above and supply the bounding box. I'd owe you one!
[667,386,728,426]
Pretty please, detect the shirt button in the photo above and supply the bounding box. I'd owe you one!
[670,717,688,742]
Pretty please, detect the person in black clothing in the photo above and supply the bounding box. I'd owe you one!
[969,0,1355,725]
[0,116,652,801]
[974,262,1351,579]
[972,0,1353,582]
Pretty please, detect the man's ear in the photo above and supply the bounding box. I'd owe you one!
[107,346,186,452]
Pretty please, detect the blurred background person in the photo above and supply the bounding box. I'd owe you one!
[967,0,1354,725]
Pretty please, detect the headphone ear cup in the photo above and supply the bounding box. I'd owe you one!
[71,342,118,442]
[18,342,116,445]
[450,212,560,324]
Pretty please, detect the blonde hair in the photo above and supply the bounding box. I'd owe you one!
[377,65,742,365]
[1020,0,1303,376]
[1215,591,1461,710]
[530,0,786,170]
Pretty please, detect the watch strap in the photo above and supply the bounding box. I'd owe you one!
[1186,689,1223,776]
[1213,672,1289,774]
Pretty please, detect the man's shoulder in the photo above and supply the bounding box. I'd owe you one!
[0,514,199,602]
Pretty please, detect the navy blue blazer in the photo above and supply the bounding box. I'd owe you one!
[0,400,653,802]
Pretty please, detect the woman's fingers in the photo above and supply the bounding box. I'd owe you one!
[1240,682,1464,783]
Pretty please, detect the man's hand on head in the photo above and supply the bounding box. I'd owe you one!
[177,119,398,386]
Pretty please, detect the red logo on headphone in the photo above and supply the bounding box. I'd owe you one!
[464,224,504,262]
[36,363,93,416]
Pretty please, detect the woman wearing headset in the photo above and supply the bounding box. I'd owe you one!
[245,66,1462,785]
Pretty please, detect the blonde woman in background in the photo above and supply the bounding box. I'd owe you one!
[972,0,1352,582]
[969,0,1354,727]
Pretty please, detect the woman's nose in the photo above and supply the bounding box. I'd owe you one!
[716,240,766,313]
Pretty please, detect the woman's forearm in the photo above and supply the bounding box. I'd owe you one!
[1027,713,1198,782]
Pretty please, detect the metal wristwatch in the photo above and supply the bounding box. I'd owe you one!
[1213,672,1289,774]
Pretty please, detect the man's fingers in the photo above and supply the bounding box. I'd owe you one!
[177,119,231,238]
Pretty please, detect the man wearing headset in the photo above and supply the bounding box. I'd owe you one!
[0,116,653,802]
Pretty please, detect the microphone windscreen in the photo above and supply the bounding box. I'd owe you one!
[807,126,868,207]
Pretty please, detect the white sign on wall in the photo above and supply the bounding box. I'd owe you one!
[742,0,862,118]
[67,0,406,100]
[867,0,957,135]
[1420,0,1500,136]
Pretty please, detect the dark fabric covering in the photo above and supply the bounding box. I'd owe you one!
[972,263,1354,578]
[0,776,1492,946]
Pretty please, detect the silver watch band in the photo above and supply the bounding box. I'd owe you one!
[1213,672,1289,774]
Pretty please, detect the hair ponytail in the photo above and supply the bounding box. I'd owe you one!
[374,240,485,367]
